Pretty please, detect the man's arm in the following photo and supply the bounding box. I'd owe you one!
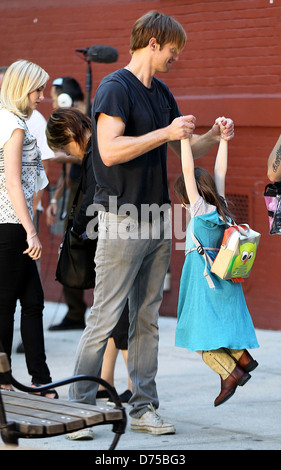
[267,134,281,182]
[45,163,72,226]
[32,159,48,214]
[169,117,234,159]
[97,113,196,166]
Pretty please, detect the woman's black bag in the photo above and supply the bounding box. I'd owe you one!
[55,181,97,290]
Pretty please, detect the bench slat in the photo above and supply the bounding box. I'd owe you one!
[5,403,85,434]
[3,393,105,425]
[4,410,65,435]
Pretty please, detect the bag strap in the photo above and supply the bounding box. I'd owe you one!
[68,145,92,219]
[68,178,83,219]
[59,163,67,221]
[187,231,218,289]
[222,223,249,238]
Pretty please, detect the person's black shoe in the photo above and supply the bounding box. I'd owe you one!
[96,390,111,400]
[107,389,133,406]
[118,389,132,403]
[48,317,85,331]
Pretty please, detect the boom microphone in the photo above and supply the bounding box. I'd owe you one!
[75,48,89,54]
[75,45,118,63]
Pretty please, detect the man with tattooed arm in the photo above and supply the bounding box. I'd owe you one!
[268,134,281,182]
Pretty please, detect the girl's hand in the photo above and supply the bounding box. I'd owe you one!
[23,233,42,260]
[212,117,234,141]
[215,117,226,136]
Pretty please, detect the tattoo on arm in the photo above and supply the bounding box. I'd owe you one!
[273,145,281,173]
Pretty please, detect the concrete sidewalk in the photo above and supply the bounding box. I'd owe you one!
[1,301,281,451]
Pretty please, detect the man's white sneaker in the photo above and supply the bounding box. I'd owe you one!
[130,404,176,435]
[66,428,94,440]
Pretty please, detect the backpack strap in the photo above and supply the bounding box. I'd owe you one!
[186,231,219,289]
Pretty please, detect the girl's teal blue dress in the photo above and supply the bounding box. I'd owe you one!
[175,197,259,352]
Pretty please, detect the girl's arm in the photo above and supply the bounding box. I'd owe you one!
[4,128,42,259]
[214,118,228,198]
[181,138,200,206]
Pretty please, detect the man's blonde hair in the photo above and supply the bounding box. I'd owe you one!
[0,59,49,119]
[130,11,186,53]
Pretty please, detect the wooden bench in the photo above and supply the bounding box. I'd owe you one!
[0,353,126,450]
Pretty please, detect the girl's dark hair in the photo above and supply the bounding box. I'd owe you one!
[46,108,91,152]
[174,168,234,223]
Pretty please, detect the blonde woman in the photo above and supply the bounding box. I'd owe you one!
[0,60,57,398]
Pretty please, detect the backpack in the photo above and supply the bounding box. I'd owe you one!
[189,223,261,289]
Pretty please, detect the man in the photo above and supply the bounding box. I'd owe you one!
[267,133,281,182]
[69,11,234,436]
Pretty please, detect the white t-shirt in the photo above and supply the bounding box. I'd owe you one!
[27,109,54,161]
[27,110,54,212]
[0,108,48,223]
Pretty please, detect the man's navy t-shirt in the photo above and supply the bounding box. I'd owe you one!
[92,68,181,217]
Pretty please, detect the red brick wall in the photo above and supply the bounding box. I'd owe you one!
[1,0,281,328]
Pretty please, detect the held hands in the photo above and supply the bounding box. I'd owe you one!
[168,115,234,142]
[212,117,234,141]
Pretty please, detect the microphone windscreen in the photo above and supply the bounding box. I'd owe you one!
[86,45,118,63]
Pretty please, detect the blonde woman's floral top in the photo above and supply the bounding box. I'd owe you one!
[0,107,48,223]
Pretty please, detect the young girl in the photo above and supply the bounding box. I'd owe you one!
[174,118,259,407]
[0,60,57,398]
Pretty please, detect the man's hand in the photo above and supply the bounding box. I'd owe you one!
[46,201,58,226]
[168,115,196,141]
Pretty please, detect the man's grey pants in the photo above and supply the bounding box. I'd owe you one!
[68,210,172,417]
